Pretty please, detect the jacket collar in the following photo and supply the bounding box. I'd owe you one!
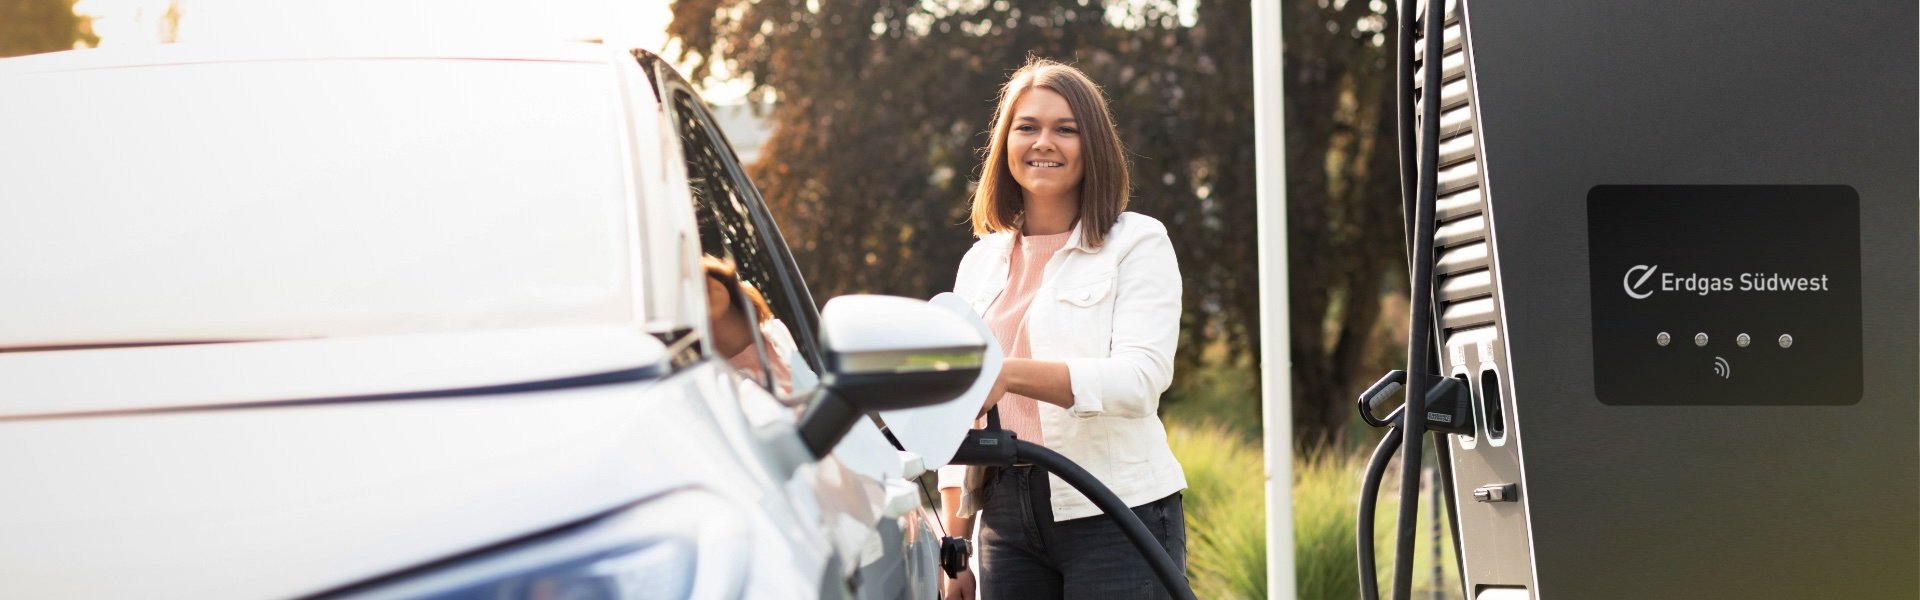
[980,216,1100,253]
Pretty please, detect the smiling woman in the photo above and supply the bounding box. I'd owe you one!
[939,57,1188,600]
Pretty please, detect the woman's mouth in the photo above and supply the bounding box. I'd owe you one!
[1026,160,1064,168]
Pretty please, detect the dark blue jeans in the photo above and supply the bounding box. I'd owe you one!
[977,465,1186,599]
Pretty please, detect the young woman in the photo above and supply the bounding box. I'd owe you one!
[938,58,1186,599]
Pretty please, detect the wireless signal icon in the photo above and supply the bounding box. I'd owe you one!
[1711,356,1731,379]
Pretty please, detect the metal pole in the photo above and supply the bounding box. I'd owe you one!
[1252,0,1295,598]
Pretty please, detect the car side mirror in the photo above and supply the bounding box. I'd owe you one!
[796,295,987,458]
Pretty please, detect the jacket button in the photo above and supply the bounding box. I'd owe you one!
[1079,292,1091,301]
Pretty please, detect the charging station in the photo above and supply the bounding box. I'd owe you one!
[1366,1,1919,598]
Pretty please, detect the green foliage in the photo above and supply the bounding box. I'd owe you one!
[0,0,97,58]
[1292,447,1364,600]
[1168,421,1266,599]
[1314,436,1461,600]
[1162,345,1261,440]
[1169,420,1459,600]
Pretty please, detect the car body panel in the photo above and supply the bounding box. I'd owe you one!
[0,49,638,350]
[0,43,947,598]
[0,325,666,419]
[0,362,813,599]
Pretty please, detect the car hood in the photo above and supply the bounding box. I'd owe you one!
[0,326,696,599]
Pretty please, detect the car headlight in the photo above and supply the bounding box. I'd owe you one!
[334,489,753,600]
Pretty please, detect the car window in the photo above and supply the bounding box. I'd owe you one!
[668,90,821,398]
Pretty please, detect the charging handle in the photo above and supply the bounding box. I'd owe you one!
[1421,377,1474,436]
[1358,370,1409,427]
[1357,370,1474,436]
[950,407,1020,467]
[940,536,972,577]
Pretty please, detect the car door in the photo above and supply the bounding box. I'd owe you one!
[662,90,828,394]
[643,56,942,599]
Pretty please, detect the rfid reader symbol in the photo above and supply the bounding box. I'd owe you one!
[1711,356,1731,379]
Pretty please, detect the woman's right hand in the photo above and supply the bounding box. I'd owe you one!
[978,365,1009,418]
[943,569,976,599]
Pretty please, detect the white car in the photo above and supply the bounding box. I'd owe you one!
[0,43,987,599]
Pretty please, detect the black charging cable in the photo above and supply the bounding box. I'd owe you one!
[1356,371,1471,599]
[936,408,1009,580]
[1379,0,1449,597]
[946,407,1197,600]
[1360,1,1469,598]
[1358,422,1405,600]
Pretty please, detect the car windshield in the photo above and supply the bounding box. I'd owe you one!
[0,57,635,350]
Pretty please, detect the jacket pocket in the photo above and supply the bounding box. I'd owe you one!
[1055,275,1114,307]
[1050,275,1116,353]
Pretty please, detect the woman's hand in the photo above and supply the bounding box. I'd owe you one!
[978,367,1010,418]
[980,359,1075,418]
[943,569,976,599]
[938,486,976,598]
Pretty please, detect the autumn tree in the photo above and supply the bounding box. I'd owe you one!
[0,0,97,58]
[667,0,1404,449]
[1281,0,1407,448]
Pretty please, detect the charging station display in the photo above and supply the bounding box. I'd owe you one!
[1587,185,1861,405]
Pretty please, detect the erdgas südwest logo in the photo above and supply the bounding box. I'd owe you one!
[1622,264,1831,299]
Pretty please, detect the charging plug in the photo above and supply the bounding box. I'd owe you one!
[1357,370,1409,428]
[940,536,972,577]
[1422,377,1474,435]
[1357,370,1475,435]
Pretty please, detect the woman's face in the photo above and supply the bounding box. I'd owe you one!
[1004,87,1084,203]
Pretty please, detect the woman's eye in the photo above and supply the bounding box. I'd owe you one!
[1059,127,1078,135]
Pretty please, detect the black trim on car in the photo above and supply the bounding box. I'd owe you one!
[303,487,694,600]
[0,364,665,422]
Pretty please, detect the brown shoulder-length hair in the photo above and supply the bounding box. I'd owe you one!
[969,57,1130,248]
[702,255,773,324]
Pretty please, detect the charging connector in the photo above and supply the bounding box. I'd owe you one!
[939,536,972,577]
[1357,370,1474,435]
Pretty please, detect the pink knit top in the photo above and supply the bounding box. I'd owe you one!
[981,230,1073,444]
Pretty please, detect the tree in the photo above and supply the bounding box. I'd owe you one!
[0,0,97,58]
[1280,0,1407,448]
[667,0,1404,449]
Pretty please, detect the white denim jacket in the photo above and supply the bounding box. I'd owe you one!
[938,211,1187,521]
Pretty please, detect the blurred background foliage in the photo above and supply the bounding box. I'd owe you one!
[1,0,98,57]
[666,0,1408,452]
[668,0,1423,596]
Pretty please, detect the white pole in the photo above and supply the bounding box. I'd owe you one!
[1252,0,1295,598]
